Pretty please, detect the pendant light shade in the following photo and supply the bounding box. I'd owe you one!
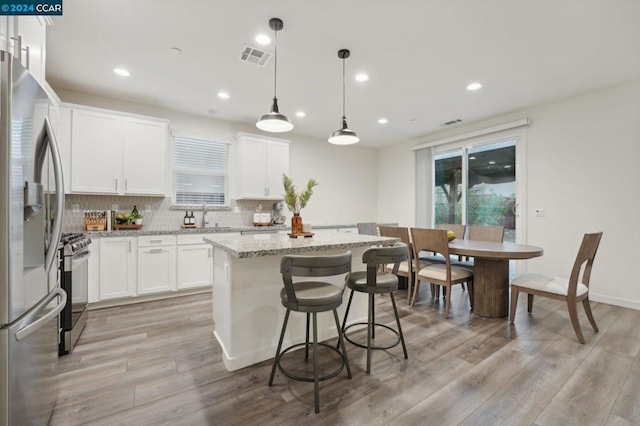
[256,18,293,133]
[328,49,359,145]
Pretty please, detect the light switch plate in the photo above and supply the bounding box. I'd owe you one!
[144,205,151,213]
[72,203,80,213]
[534,208,545,217]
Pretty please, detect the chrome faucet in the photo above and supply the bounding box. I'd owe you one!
[201,203,208,228]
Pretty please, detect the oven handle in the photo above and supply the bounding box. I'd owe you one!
[15,288,67,341]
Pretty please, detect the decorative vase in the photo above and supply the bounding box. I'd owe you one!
[291,212,303,235]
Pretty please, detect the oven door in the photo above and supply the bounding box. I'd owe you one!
[61,249,89,331]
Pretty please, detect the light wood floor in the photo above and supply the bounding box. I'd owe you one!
[51,286,640,426]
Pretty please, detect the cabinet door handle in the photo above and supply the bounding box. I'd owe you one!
[115,178,118,191]
[128,241,131,252]
[21,45,29,69]
[125,179,128,191]
[150,240,163,244]
[149,248,163,253]
[10,36,22,62]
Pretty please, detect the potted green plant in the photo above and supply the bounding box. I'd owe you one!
[130,212,143,225]
[282,173,318,234]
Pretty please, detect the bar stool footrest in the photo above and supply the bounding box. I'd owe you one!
[277,342,346,383]
[343,322,401,350]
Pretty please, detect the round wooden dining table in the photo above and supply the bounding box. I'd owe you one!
[448,239,543,318]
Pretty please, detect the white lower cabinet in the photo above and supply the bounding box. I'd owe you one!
[99,237,137,300]
[177,234,213,289]
[137,235,177,295]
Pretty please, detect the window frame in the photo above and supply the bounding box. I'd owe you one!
[171,133,230,209]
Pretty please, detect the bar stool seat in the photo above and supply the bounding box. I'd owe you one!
[340,242,409,374]
[269,251,353,414]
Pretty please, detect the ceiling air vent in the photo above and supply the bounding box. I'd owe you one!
[239,46,272,67]
[441,119,462,127]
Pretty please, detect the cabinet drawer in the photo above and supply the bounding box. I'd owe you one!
[177,234,215,245]
[138,235,176,247]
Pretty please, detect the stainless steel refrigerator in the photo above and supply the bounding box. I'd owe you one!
[0,51,66,425]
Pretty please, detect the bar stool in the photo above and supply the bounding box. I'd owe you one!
[268,251,353,414]
[340,242,408,374]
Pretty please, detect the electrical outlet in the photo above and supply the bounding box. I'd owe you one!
[72,203,80,213]
[233,206,241,214]
[144,205,151,213]
[534,208,545,217]
[111,203,119,211]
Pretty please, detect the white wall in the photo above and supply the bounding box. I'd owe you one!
[56,89,379,227]
[378,80,640,309]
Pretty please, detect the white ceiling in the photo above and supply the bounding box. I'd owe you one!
[46,0,640,148]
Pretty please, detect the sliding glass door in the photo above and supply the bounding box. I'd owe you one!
[434,140,517,242]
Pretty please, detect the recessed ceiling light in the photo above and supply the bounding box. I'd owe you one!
[504,165,512,168]
[170,47,182,54]
[255,34,271,45]
[295,111,306,118]
[113,68,130,77]
[355,73,369,82]
[489,161,496,164]
[469,156,476,160]
[217,92,230,99]
[467,82,483,91]
[378,118,388,124]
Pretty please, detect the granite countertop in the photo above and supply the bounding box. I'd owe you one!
[203,233,399,258]
[85,223,371,237]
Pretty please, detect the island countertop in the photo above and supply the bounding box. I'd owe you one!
[203,232,398,258]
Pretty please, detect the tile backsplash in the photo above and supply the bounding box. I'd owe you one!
[62,195,275,232]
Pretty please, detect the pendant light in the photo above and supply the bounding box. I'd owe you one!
[328,49,359,145]
[256,17,293,133]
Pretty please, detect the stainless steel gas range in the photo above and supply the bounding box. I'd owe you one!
[59,233,91,355]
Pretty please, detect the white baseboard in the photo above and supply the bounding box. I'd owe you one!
[590,292,640,311]
[88,287,211,310]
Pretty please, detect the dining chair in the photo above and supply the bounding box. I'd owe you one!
[420,223,467,263]
[410,228,474,317]
[455,225,505,266]
[509,232,603,344]
[378,226,430,302]
[269,251,353,413]
[357,222,378,236]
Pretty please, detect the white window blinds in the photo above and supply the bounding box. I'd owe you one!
[173,136,228,206]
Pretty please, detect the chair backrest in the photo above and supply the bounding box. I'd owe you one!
[280,251,352,306]
[362,242,408,288]
[467,225,504,242]
[568,232,603,295]
[378,226,410,245]
[357,222,378,236]
[410,228,451,265]
[436,223,466,240]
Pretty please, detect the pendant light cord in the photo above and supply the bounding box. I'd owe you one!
[273,29,278,99]
[341,56,346,119]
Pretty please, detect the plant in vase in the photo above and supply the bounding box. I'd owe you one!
[131,212,143,225]
[282,173,318,234]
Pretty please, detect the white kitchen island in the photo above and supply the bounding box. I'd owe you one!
[204,232,398,371]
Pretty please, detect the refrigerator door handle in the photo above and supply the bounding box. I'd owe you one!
[15,287,67,341]
[34,117,66,273]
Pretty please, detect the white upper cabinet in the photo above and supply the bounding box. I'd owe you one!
[0,16,49,84]
[122,117,167,195]
[69,106,168,195]
[233,133,289,200]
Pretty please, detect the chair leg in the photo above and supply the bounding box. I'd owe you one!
[444,285,451,318]
[305,313,310,361]
[332,309,352,379]
[411,279,421,306]
[567,301,585,344]
[372,296,376,340]
[509,286,519,323]
[366,293,374,374]
[430,283,435,298]
[582,298,599,333]
[338,289,355,350]
[407,273,413,303]
[527,294,534,313]
[312,312,320,413]
[467,281,474,310]
[390,292,408,359]
[269,309,290,386]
